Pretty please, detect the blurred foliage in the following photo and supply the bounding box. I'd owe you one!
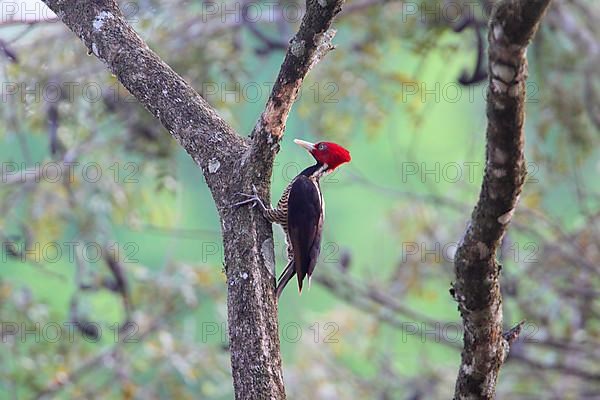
[0,0,599,398]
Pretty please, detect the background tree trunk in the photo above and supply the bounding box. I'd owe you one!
[451,1,552,399]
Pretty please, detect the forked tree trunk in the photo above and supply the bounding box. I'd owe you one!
[39,0,344,398]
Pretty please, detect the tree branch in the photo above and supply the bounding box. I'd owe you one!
[40,0,246,207]
[249,0,345,181]
[0,17,59,27]
[451,1,552,399]
[34,302,180,399]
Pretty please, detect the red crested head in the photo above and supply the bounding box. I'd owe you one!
[294,139,351,171]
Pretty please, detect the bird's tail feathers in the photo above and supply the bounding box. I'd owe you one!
[276,260,296,299]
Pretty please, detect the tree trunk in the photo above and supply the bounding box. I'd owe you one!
[39,0,344,398]
[451,1,552,399]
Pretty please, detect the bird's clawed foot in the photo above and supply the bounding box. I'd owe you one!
[230,184,266,211]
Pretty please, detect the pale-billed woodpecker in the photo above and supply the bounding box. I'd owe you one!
[234,139,351,298]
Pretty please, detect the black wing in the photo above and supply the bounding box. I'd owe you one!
[287,176,323,293]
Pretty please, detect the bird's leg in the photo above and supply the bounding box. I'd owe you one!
[231,184,268,212]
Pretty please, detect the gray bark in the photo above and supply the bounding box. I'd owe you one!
[451,1,552,399]
[39,0,344,398]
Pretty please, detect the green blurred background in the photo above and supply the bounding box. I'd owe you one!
[1,0,599,398]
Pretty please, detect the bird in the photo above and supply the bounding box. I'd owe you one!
[234,138,351,298]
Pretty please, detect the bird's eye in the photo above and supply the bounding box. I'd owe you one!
[318,143,326,151]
